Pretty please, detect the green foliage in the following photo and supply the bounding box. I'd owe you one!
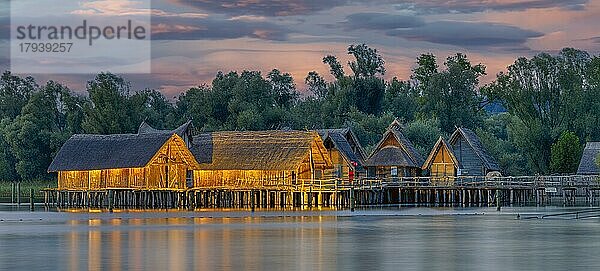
[383,78,417,122]
[0,180,56,196]
[82,73,140,134]
[323,55,345,80]
[178,70,299,131]
[0,119,18,181]
[320,44,386,115]
[476,114,528,176]
[403,118,441,157]
[5,81,79,180]
[305,71,327,99]
[550,131,583,174]
[134,89,178,129]
[485,48,598,173]
[267,69,298,108]
[347,44,386,77]
[0,71,36,120]
[414,53,486,134]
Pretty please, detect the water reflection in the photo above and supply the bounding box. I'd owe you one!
[2,209,600,270]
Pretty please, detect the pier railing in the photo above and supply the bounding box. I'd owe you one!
[294,175,600,192]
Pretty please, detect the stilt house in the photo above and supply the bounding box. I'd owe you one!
[448,127,500,176]
[364,120,424,178]
[190,130,333,189]
[48,133,200,190]
[422,136,460,180]
[318,128,367,179]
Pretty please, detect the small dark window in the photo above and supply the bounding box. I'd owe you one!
[186,170,194,188]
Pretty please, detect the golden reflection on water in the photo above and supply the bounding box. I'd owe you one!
[88,219,101,271]
[62,214,340,270]
[110,219,121,271]
[129,219,143,271]
[168,218,185,271]
[68,220,79,271]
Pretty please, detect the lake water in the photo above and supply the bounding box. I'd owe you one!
[1,206,600,270]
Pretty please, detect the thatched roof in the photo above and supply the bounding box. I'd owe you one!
[577,142,600,175]
[364,119,424,168]
[191,130,333,171]
[449,127,500,171]
[318,128,367,168]
[138,120,193,137]
[422,136,459,170]
[49,133,185,171]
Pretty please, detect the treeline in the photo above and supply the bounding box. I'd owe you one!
[1,44,599,181]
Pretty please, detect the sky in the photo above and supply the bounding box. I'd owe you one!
[1,0,600,99]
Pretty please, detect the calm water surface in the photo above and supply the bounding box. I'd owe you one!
[1,206,599,270]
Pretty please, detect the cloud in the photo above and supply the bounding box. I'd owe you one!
[151,16,291,41]
[171,0,348,16]
[345,12,424,30]
[73,0,208,18]
[387,21,543,48]
[394,0,589,14]
[71,0,152,16]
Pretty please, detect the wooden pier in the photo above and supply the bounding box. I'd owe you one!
[41,175,600,210]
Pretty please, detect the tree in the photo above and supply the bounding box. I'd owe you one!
[321,44,387,115]
[132,89,177,129]
[177,69,297,131]
[0,119,18,181]
[347,44,385,77]
[82,73,142,134]
[0,71,37,120]
[550,131,582,174]
[0,72,37,181]
[383,78,417,122]
[323,55,345,80]
[267,69,299,108]
[6,81,79,180]
[411,53,438,97]
[403,118,441,157]
[485,48,595,173]
[477,113,528,176]
[305,71,328,99]
[416,53,486,133]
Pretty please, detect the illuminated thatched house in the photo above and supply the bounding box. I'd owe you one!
[318,128,367,179]
[448,127,500,176]
[190,130,333,188]
[422,136,460,182]
[364,120,424,178]
[48,133,200,190]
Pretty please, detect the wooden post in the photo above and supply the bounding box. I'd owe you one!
[350,184,355,212]
[108,190,114,213]
[496,190,501,211]
[29,189,35,211]
[308,187,313,208]
[17,181,21,205]
[251,190,255,212]
[11,181,15,204]
[398,188,402,206]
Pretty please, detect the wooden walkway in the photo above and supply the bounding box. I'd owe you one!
[41,175,600,210]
